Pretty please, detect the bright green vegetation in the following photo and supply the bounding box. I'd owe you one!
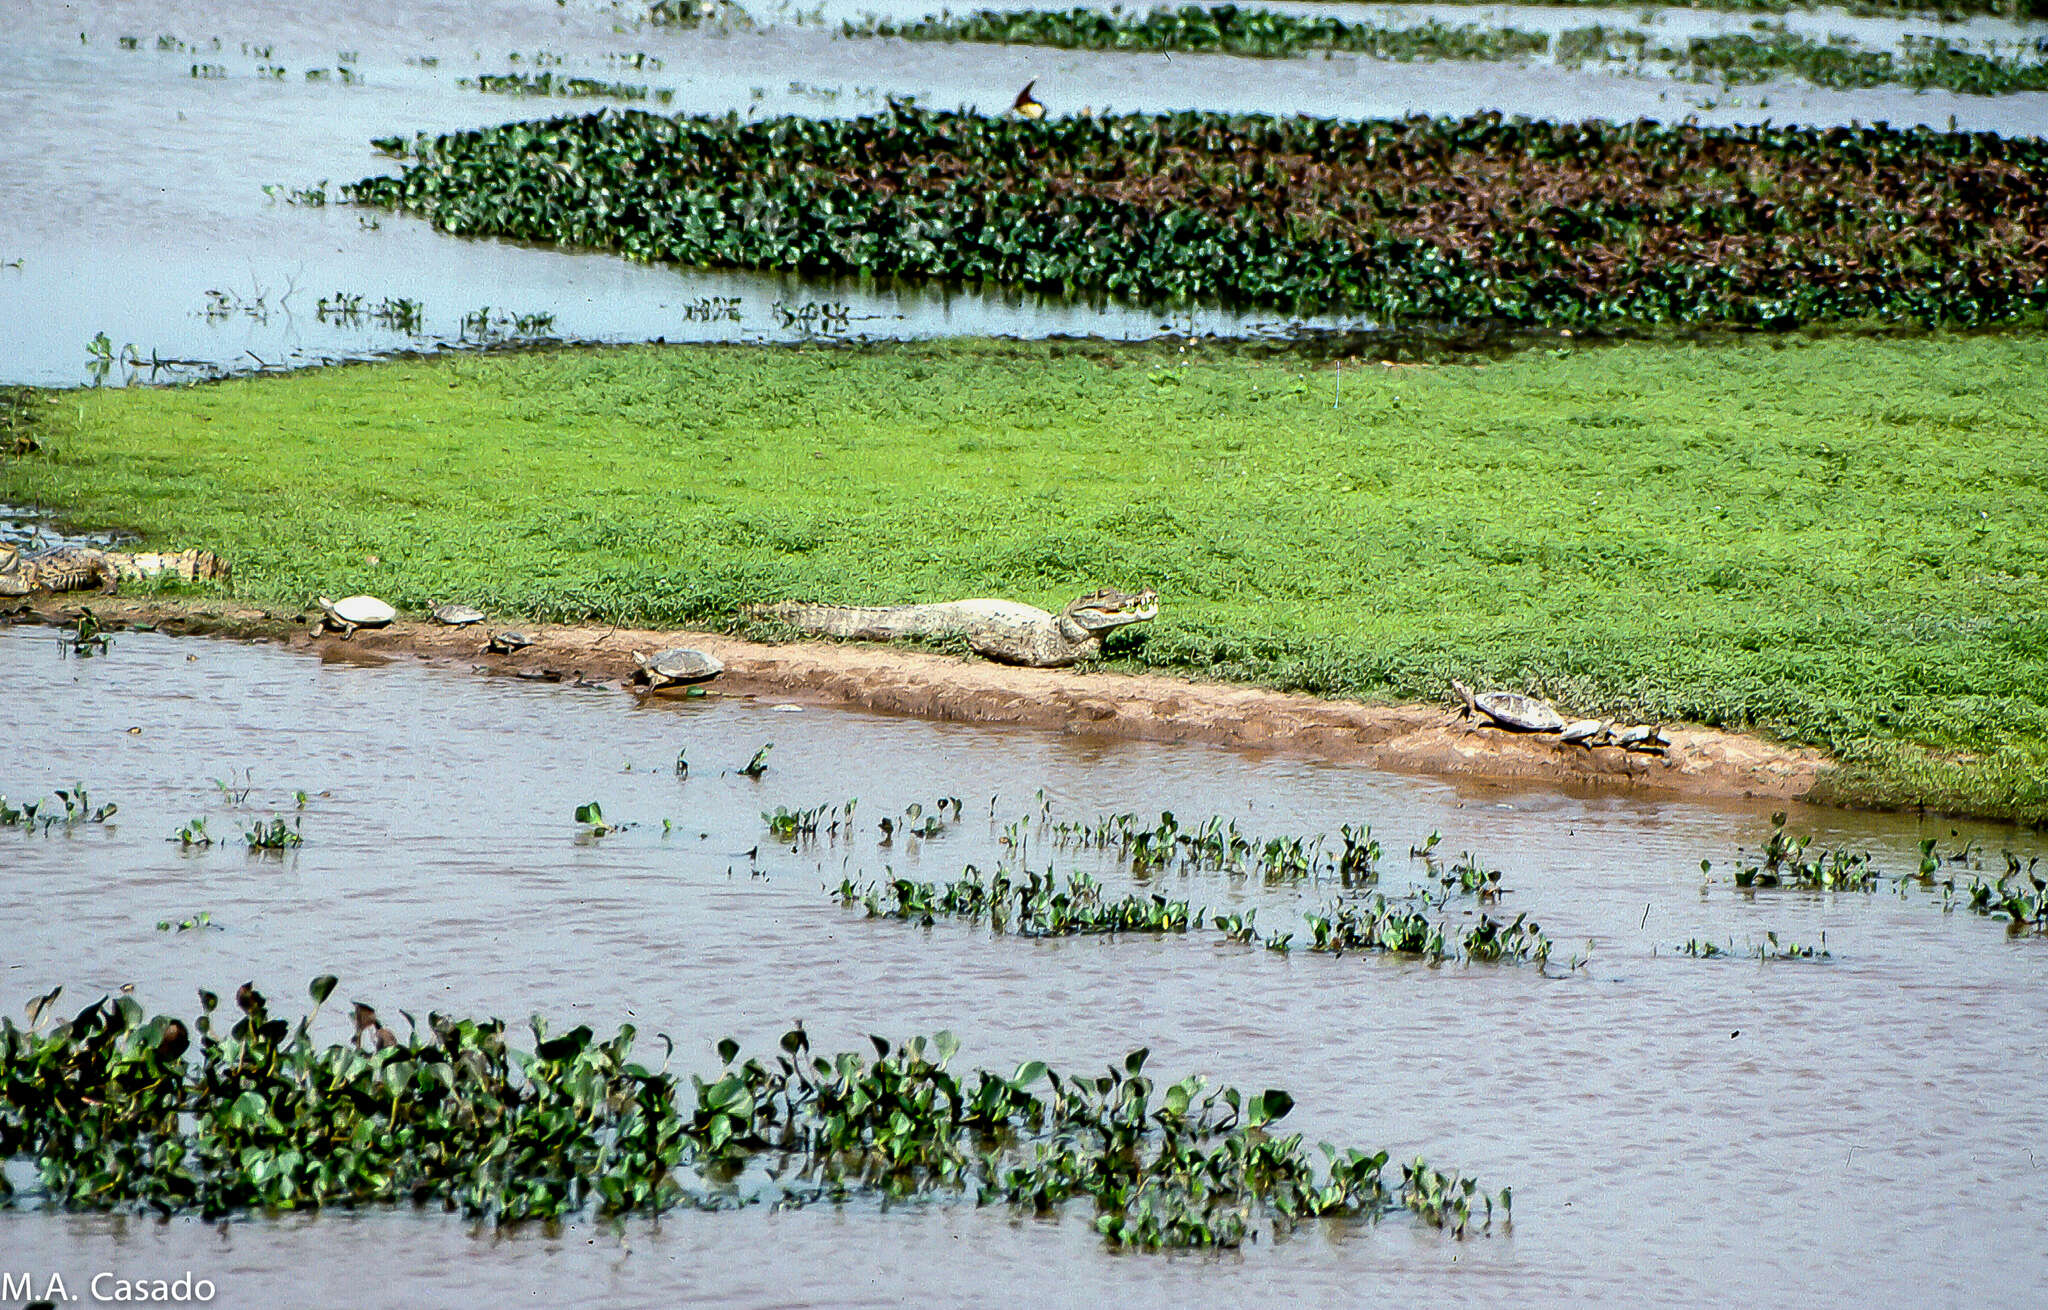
[1,786,116,833]
[348,109,2048,334]
[6,332,2047,821]
[856,6,2048,95]
[1732,812,1880,888]
[1717,816,2048,932]
[0,979,1503,1245]
[836,864,1553,962]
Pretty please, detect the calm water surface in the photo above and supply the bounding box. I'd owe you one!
[6,0,2045,385]
[1,626,2044,1306]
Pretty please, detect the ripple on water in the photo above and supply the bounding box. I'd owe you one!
[2,626,2046,1302]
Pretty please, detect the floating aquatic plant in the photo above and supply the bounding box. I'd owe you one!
[346,107,2048,335]
[0,980,1505,1246]
[242,816,302,850]
[840,865,1553,964]
[1,786,116,834]
[1679,930,1828,960]
[1733,814,1879,890]
[849,6,1551,62]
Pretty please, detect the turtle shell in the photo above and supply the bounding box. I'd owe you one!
[321,595,396,627]
[486,629,536,653]
[637,647,723,686]
[1473,691,1566,733]
[431,603,485,626]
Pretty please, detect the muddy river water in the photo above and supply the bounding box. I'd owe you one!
[2,626,2044,1305]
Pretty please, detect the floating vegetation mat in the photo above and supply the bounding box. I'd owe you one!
[846,7,1552,63]
[1557,25,2048,94]
[0,980,1504,1247]
[347,108,2048,334]
[851,6,2048,96]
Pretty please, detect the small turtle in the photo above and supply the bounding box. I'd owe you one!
[1450,679,1566,733]
[1560,718,1612,746]
[1614,724,1671,753]
[430,602,486,627]
[312,594,396,639]
[485,629,538,655]
[633,647,724,691]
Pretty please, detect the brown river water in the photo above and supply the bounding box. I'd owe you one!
[2,626,2045,1306]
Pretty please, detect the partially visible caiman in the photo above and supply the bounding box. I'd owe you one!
[746,586,1158,668]
[0,545,230,597]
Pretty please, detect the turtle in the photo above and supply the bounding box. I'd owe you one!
[312,594,396,639]
[1560,718,1612,747]
[485,629,538,655]
[1614,724,1671,753]
[632,647,724,691]
[1450,679,1566,733]
[430,602,486,627]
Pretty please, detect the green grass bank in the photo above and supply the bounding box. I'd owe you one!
[6,334,2045,822]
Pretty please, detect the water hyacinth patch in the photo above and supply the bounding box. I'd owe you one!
[847,6,1553,63]
[2,785,116,833]
[1962,852,2048,931]
[347,107,2048,336]
[854,7,2048,97]
[1047,809,1381,883]
[1732,813,1879,889]
[0,981,1504,1246]
[838,865,1555,964]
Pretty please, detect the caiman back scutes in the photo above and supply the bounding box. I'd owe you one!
[746,588,1157,668]
[0,545,229,597]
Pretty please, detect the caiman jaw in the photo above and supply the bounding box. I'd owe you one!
[1068,587,1160,633]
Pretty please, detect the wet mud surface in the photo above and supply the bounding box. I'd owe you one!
[16,596,1828,803]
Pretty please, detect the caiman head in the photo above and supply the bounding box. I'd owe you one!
[1060,586,1159,634]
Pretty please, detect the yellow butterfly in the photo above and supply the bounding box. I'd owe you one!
[1013,79,1045,119]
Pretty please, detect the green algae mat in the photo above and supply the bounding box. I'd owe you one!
[5,333,2045,821]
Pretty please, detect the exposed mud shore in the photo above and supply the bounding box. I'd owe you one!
[14,597,1829,805]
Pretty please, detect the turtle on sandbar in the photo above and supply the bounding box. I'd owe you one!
[484,629,538,655]
[1560,718,1612,747]
[312,595,396,639]
[1613,724,1671,754]
[632,648,724,691]
[430,603,486,627]
[1450,679,1566,733]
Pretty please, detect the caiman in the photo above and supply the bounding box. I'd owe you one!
[0,545,229,597]
[746,586,1158,668]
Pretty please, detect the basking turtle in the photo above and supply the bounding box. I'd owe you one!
[430,602,485,627]
[312,595,396,639]
[484,629,537,655]
[1450,679,1566,733]
[632,647,723,691]
[1614,724,1671,753]
[1560,718,1612,747]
